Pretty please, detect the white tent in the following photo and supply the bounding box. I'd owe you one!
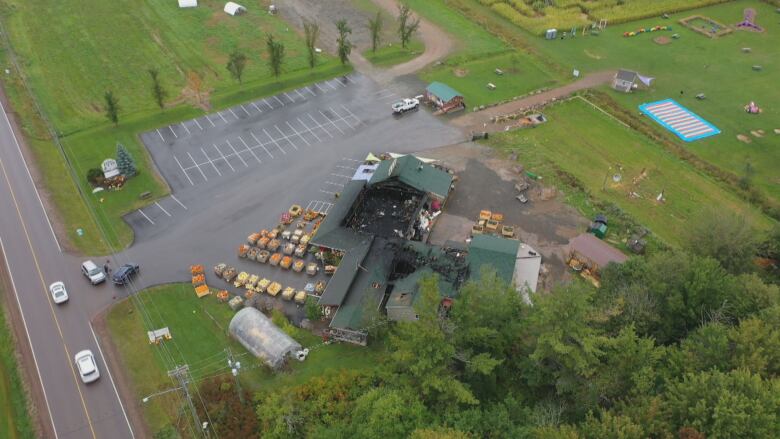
[224,2,246,16]
[178,0,197,7]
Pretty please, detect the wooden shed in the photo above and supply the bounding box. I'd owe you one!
[425,82,465,113]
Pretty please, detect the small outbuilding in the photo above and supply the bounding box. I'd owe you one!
[178,0,197,7]
[566,233,627,285]
[613,69,639,92]
[425,82,465,113]
[224,2,246,16]
[228,307,301,369]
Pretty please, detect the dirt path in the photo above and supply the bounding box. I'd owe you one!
[365,0,455,81]
[452,70,617,133]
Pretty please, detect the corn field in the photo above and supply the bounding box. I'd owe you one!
[481,0,734,35]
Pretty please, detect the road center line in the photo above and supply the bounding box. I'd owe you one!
[88,324,135,438]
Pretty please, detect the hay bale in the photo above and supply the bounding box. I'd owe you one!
[737,134,752,143]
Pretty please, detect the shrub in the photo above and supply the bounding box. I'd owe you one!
[86,167,102,185]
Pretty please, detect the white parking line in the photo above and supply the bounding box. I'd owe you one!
[225,139,248,167]
[187,151,208,181]
[315,82,328,92]
[304,86,316,96]
[240,104,251,116]
[335,165,357,170]
[319,189,337,195]
[180,121,191,135]
[341,104,362,125]
[174,155,194,186]
[344,75,357,84]
[308,114,333,138]
[251,102,262,113]
[273,95,285,106]
[276,125,299,149]
[206,114,216,127]
[330,107,354,129]
[295,89,307,100]
[214,143,236,171]
[286,121,311,146]
[284,92,295,103]
[201,147,222,176]
[262,98,274,110]
[249,132,274,159]
[192,118,203,130]
[228,108,239,119]
[170,194,188,210]
[262,128,286,155]
[331,173,352,179]
[237,136,262,164]
[342,157,362,162]
[138,209,155,225]
[156,129,165,142]
[155,201,171,217]
[319,110,344,134]
[324,181,345,187]
[326,80,338,90]
[169,125,178,138]
[298,117,322,142]
[215,111,227,123]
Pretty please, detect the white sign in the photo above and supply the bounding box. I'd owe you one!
[573,69,580,77]
[102,158,120,179]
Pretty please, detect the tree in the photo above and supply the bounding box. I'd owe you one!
[348,388,428,438]
[367,11,383,53]
[116,143,137,177]
[685,208,758,274]
[303,21,319,69]
[305,296,322,321]
[104,90,119,126]
[335,19,353,65]
[197,377,258,438]
[578,411,645,439]
[663,369,780,439]
[388,276,477,408]
[397,4,420,49]
[147,68,167,110]
[226,50,247,83]
[266,34,285,78]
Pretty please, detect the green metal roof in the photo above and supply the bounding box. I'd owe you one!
[369,155,453,199]
[426,82,462,102]
[467,235,520,284]
[317,238,373,306]
[311,180,366,251]
[329,238,395,330]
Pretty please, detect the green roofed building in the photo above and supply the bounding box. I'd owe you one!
[369,154,454,200]
[425,82,465,113]
[467,234,520,284]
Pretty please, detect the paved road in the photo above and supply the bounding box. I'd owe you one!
[0,99,135,438]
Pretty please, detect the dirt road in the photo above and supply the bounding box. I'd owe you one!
[452,70,617,133]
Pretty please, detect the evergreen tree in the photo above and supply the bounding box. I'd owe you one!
[116,143,137,177]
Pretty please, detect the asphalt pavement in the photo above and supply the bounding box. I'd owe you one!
[0,99,134,438]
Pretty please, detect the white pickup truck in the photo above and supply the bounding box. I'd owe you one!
[391,97,420,114]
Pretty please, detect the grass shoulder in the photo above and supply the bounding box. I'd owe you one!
[0,286,35,439]
[106,283,382,436]
[363,40,425,67]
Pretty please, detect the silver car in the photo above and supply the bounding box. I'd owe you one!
[48,281,69,304]
[81,260,106,285]
[74,350,100,384]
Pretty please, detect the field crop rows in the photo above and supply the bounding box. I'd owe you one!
[480,0,733,35]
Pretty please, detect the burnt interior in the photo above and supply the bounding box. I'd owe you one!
[344,181,425,240]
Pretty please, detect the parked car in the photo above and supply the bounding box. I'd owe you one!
[112,263,140,285]
[48,281,69,304]
[392,97,420,114]
[81,260,106,285]
[74,350,100,383]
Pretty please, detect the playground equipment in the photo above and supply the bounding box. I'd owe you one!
[624,25,671,37]
[735,8,764,32]
[745,101,762,114]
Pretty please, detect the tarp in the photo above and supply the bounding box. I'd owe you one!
[637,74,655,87]
[387,152,437,163]
[178,0,197,7]
[365,153,381,163]
[224,2,246,15]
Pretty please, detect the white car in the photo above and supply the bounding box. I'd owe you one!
[48,281,69,304]
[74,350,100,384]
[391,97,420,114]
[81,260,106,285]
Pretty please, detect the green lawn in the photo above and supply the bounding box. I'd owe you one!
[0,288,34,439]
[363,40,425,67]
[486,98,774,246]
[106,284,382,436]
[422,51,556,110]
[498,0,780,203]
[0,0,351,253]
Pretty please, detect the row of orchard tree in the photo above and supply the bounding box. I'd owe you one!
[102,5,421,127]
[189,210,780,438]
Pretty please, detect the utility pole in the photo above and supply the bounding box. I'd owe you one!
[168,364,207,438]
[227,348,244,404]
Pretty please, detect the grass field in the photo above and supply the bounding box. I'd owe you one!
[0,288,34,439]
[494,0,780,204]
[0,0,350,253]
[107,284,382,436]
[363,40,425,67]
[486,98,774,246]
[422,51,556,109]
